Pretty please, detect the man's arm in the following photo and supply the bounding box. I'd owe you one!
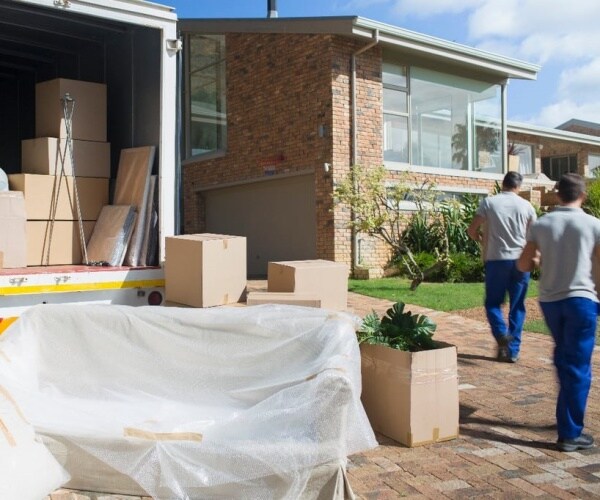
[592,245,600,294]
[467,215,485,243]
[517,241,539,272]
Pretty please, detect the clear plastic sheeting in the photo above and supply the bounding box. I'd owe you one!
[0,304,377,499]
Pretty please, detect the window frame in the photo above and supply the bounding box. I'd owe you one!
[183,33,227,161]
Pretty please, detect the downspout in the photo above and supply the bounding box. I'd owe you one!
[350,29,379,271]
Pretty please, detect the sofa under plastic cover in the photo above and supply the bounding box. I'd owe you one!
[0,303,377,499]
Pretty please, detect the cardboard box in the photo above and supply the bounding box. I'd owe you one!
[246,292,321,308]
[36,78,107,142]
[165,234,247,308]
[27,220,95,266]
[0,191,27,268]
[267,260,348,310]
[22,137,110,178]
[360,342,459,447]
[9,174,108,221]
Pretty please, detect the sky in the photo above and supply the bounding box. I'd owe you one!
[168,0,600,128]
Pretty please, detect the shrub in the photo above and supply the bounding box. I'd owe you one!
[357,302,437,352]
[584,179,600,218]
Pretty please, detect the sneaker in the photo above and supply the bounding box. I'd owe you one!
[557,433,595,452]
[509,354,520,363]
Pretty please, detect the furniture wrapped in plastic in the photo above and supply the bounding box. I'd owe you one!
[0,304,377,499]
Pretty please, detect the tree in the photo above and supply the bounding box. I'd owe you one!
[333,164,450,289]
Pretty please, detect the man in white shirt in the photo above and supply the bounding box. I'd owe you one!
[468,172,537,363]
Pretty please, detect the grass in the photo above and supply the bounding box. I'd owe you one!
[349,277,549,335]
[349,277,539,311]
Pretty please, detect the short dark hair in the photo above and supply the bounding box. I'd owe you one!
[502,171,523,190]
[557,173,586,203]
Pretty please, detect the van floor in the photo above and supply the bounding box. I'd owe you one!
[0,265,159,276]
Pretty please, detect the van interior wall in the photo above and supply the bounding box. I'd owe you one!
[0,1,161,185]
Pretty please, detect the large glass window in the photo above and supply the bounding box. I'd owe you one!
[185,34,226,158]
[542,155,577,180]
[383,58,409,163]
[383,54,502,173]
[588,153,600,177]
[508,142,534,175]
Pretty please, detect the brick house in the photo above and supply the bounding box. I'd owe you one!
[180,16,550,276]
[508,120,600,182]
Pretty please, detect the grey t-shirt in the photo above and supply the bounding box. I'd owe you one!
[476,191,537,261]
[528,206,600,303]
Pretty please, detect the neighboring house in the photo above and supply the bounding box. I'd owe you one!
[508,121,600,181]
[181,16,552,276]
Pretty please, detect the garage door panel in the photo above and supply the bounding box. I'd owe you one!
[205,174,316,276]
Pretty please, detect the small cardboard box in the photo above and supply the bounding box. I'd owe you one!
[165,234,247,308]
[360,342,459,447]
[9,174,108,221]
[0,191,27,268]
[267,260,348,310]
[246,292,321,308]
[36,78,107,142]
[22,137,110,178]
[26,220,95,266]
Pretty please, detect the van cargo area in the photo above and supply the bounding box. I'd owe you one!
[0,0,179,316]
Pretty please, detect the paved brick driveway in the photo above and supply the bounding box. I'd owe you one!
[48,288,600,499]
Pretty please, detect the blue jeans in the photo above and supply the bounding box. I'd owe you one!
[541,298,598,440]
[484,260,530,358]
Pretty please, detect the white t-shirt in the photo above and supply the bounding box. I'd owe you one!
[476,191,537,261]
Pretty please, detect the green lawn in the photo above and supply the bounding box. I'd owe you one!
[349,278,548,334]
[349,278,539,311]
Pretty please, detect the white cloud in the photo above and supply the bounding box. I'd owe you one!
[391,0,484,18]
[386,0,600,127]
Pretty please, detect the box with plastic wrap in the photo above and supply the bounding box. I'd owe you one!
[0,304,377,498]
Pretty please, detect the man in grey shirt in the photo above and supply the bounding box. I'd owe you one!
[519,173,600,452]
[468,172,537,362]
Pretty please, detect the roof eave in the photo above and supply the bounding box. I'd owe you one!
[508,121,600,146]
[354,17,539,80]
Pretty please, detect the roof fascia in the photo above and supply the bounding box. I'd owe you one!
[508,121,600,146]
[354,17,539,80]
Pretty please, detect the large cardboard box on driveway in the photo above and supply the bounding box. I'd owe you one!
[9,173,108,221]
[35,78,107,142]
[165,234,247,308]
[360,342,459,447]
[0,191,27,268]
[246,292,321,308]
[267,260,348,310]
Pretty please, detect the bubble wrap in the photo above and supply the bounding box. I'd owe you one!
[0,304,377,499]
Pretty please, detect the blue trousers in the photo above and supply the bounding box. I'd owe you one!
[540,298,597,440]
[484,260,530,358]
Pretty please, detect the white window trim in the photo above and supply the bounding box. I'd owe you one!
[384,160,505,181]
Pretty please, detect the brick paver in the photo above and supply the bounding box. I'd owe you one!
[47,285,600,499]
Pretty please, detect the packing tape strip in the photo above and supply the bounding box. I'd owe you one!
[123,427,203,442]
[0,417,16,447]
[0,384,28,423]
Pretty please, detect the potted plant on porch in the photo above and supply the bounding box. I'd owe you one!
[358,302,459,447]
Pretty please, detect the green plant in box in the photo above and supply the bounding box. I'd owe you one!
[357,302,436,352]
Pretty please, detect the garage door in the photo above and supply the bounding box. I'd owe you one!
[204,174,317,276]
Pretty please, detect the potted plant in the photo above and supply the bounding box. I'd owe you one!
[358,302,459,447]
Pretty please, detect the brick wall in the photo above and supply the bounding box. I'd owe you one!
[509,131,600,178]
[183,33,334,261]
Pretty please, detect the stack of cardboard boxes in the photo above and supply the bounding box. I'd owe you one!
[9,78,109,266]
[164,234,349,311]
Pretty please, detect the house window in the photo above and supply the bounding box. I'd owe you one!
[382,52,502,173]
[383,59,409,162]
[509,142,534,175]
[184,34,227,158]
[542,155,577,180]
[588,153,600,177]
